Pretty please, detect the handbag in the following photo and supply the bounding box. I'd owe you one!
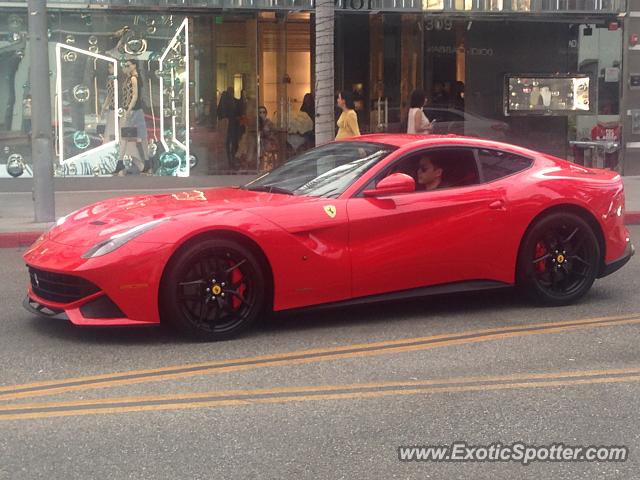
[121,126,138,138]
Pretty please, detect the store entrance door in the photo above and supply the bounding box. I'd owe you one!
[369,15,401,133]
[258,12,312,171]
[347,14,422,134]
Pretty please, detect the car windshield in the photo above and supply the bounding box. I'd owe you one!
[243,141,396,198]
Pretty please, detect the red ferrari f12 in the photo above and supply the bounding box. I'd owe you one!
[24,135,634,340]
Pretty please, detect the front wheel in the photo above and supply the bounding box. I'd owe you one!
[160,238,266,340]
[517,212,600,306]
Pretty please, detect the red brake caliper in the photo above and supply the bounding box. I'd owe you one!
[535,241,547,273]
[230,263,246,310]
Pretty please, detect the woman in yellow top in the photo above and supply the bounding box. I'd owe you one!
[336,91,361,139]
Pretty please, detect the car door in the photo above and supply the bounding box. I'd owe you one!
[257,196,352,309]
[346,147,512,299]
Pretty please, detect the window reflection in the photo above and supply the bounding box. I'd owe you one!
[0,10,312,178]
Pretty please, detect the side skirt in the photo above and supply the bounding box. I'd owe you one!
[279,280,512,315]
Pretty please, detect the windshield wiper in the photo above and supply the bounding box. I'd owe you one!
[245,185,295,195]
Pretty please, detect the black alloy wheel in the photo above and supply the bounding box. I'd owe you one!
[517,212,600,306]
[160,238,266,340]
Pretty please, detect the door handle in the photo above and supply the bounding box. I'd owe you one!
[488,200,505,210]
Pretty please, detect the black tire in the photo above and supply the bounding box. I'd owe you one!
[160,238,266,340]
[517,212,600,306]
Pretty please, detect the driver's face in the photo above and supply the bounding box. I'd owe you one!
[417,157,440,185]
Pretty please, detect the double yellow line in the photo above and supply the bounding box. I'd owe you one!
[1,312,639,403]
[1,367,639,421]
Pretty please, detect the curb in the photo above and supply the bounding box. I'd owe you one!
[0,232,43,249]
[1,213,640,249]
[626,212,640,225]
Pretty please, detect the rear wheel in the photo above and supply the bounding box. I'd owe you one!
[160,238,266,340]
[517,212,600,306]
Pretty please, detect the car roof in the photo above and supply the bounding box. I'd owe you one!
[339,134,540,157]
[337,133,447,147]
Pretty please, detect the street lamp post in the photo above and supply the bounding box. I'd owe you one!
[27,0,55,223]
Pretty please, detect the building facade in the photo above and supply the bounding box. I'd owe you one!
[0,0,630,178]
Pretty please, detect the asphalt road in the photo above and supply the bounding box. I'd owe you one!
[1,228,639,479]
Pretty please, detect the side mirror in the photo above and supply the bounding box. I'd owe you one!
[363,173,416,197]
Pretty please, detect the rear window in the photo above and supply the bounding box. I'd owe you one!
[477,149,533,182]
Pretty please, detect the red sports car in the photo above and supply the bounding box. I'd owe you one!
[24,134,634,340]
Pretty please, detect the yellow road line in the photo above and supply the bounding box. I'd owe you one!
[1,368,639,421]
[3,366,640,410]
[3,312,636,392]
[0,312,638,401]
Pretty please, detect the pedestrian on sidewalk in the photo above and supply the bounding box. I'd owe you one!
[336,91,360,139]
[407,89,433,134]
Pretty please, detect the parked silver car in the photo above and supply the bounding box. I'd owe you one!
[425,107,509,140]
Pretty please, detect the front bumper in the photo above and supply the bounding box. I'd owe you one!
[23,237,175,326]
[598,241,635,278]
[24,287,159,326]
[23,296,67,320]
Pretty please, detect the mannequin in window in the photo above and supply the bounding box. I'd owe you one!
[258,105,278,172]
[115,59,148,175]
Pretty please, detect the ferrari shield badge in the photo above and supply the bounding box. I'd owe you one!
[323,205,337,218]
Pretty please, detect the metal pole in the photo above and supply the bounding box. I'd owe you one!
[28,0,55,223]
[314,0,335,146]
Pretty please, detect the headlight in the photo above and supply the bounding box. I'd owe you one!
[82,218,168,259]
[55,214,68,227]
[42,214,68,236]
[50,215,69,230]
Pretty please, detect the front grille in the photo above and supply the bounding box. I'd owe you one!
[28,267,100,304]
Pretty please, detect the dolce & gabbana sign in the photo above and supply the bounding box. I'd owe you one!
[334,0,423,10]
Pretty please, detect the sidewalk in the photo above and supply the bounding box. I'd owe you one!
[0,175,255,247]
[624,175,640,213]
[1,175,640,248]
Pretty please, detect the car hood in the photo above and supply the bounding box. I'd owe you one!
[48,187,303,247]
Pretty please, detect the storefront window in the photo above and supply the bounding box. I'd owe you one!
[0,9,311,178]
[206,13,259,174]
[511,0,531,10]
[572,23,622,169]
[455,0,504,10]
[338,14,621,168]
[51,13,192,177]
[258,12,313,171]
[1,12,31,178]
[336,13,423,135]
[0,11,193,178]
[419,18,622,168]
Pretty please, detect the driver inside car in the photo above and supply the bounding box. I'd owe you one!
[417,155,445,191]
